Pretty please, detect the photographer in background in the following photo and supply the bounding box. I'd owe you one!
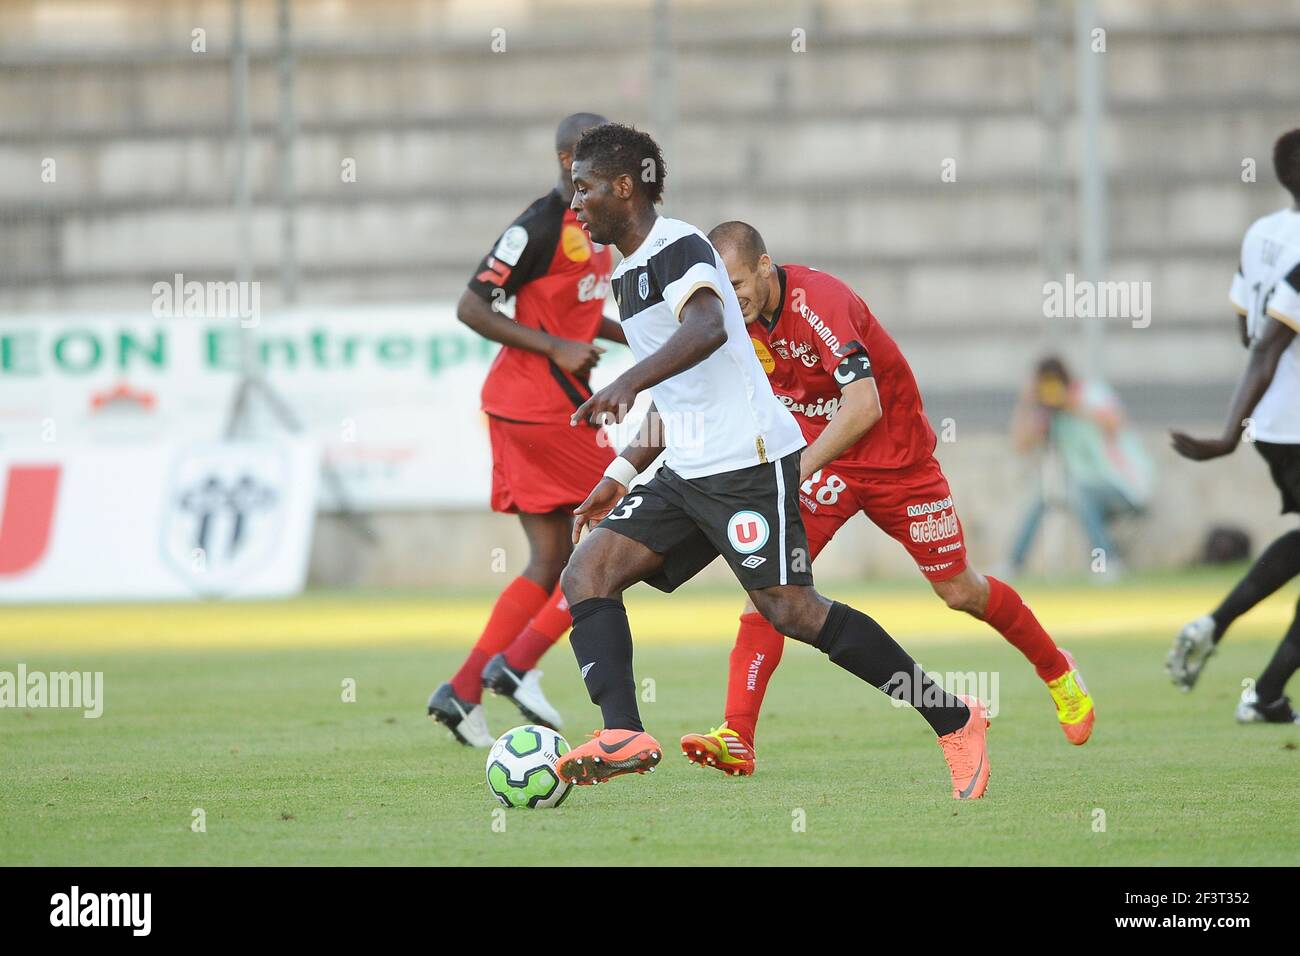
[1007,356,1154,578]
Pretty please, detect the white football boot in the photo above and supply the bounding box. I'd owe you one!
[481,652,564,730]
[1166,615,1216,691]
[1235,686,1300,725]
[427,683,495,747]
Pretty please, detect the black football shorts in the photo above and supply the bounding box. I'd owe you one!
[596,450,815,593]
[1255,440,1300,515]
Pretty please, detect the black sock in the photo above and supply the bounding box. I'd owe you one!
[1211,530,1300,642]
[1256,602,1300,704]
[814,601,970,736]
[567,597,643,732]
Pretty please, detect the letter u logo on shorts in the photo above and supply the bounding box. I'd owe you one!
[727,510,769,554]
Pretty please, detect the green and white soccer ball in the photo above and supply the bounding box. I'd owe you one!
[485,725,572,809]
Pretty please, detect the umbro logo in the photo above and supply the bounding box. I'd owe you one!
[741,555,767,569]
[580,662,595,678]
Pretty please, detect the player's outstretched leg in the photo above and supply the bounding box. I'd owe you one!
[481,584,571,729]
[1168,529,1300,691]
[680,610,780,775]
[933,568,1093,745]
[553,528,666,786]
[428,511,569,746]
[1236,598,1300,725]
[751,585,991,800]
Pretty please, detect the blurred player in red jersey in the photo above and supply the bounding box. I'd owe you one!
[427,113,624,746]
[678,221,1096,775]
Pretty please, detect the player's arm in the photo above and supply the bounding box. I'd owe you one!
[571,403,667,543]
[799,373,882,482]
[463,214,605,375]
[569,288,726,427]
[1230,259,1250,348]
[1171,315,1295,461]
[597,316,627,345]
[456,288,604,375]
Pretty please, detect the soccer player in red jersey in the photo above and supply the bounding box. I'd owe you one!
[678,221,1096,775]
[427,113,624,746]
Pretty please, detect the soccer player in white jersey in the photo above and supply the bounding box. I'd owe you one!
[552,123,993,799]
[1168,128,1300,724]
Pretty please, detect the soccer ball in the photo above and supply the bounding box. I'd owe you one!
[485,725,572,809]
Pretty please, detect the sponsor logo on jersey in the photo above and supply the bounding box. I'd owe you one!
[561,223,592,262]
[796,301,842,354]
[577,272,610,303]
[783,339,820,368]
[493,225,528,266]
[750,337,775,373]
[777,393,840,421]
[727,510,769,554]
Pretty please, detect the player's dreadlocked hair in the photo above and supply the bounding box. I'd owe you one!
[1274,128,1300,202]
[573,123,667,204]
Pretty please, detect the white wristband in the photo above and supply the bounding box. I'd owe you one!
[603,456,639,488]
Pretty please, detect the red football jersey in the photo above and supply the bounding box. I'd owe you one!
[748,264,936,474]
[467,189,613,424]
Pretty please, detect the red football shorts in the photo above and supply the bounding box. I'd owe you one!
[487,416,615,514]
[798,455,968,583]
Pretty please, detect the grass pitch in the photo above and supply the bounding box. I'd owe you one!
[2,570,1298,866]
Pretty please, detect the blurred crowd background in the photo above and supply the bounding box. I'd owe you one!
[2,0,1298,595]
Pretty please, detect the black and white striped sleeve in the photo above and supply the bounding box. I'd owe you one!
[1267,258,1300,332]
[647,234,724,320]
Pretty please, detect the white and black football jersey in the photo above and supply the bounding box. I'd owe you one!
[1230,207,1300,443]
[610,217,805,479]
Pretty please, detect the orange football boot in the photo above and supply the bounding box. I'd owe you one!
[679,724,756,776]
[555,729,662,786]
[937,695,991,800]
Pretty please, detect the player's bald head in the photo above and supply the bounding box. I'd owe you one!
[708,221,768,267]
[556,112,608,155]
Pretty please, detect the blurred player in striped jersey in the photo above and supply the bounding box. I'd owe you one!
[678,221,1094,775]
[427,113,624,745]
[1169,128,1300,724]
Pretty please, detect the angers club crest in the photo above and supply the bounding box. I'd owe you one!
[162,444,289,595]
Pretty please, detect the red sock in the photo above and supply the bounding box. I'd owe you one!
[982,576,1068,682]
[723,612,785,746]
[449,576,549,702]
[503,585,572,672]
